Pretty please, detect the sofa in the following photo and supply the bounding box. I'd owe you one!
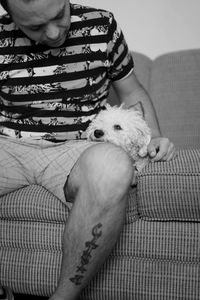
[0,49,200,300]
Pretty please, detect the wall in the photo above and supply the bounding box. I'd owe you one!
[1,0,200,59]
[77,0,200,59]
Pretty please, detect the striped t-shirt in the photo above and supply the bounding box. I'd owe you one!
[0,3,134,141]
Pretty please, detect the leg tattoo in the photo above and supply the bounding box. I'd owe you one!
[70,223,102,286]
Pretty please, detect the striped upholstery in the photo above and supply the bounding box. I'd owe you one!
[83,221,200,300]
[148,50,200,149]
[137,149,200,221]
[1,50,200,299]
[1,183,199,299]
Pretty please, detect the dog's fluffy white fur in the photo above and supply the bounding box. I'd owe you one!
[86,104,151,171]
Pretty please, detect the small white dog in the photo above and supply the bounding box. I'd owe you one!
[86,103,151,172]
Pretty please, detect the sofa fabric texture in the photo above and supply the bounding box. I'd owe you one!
[0,50,200,299]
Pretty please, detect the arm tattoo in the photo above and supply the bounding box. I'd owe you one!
[70,223,102,286]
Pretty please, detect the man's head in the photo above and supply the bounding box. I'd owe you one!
[1,0,71,47]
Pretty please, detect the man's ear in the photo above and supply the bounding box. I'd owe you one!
[129,101,145,118]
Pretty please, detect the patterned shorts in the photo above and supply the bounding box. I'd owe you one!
[0,136,94,204]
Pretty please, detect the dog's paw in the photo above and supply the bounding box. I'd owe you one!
[138,145,148,157]
[135,157,150,172]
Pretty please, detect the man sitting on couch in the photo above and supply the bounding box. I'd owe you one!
[0,0,176,299]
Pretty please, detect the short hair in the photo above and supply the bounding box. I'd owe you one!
[0,0,33,14]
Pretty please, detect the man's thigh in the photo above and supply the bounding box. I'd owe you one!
[0,136,95,203]
[36,140,95,204]
[0,136,37,196]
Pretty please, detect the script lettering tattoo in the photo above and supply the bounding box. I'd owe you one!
[70,223,102,286]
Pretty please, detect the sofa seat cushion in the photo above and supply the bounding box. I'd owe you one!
[137,149,200,221]
[0,184,139,224]
[1,218,199,298]
[0,185,70,223]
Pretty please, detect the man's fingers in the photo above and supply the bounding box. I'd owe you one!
[147,142,158,158]
[162,142,176,161]
[147,138,176,162]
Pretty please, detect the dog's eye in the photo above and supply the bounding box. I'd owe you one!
[114,124,122,130]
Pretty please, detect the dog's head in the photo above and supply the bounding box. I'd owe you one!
[86,104,151,161]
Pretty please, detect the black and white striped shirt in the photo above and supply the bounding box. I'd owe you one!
[0,3,133,140]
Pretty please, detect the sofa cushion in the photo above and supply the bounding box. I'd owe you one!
[149,49,200,148]
[1,217,199,298]
[108,52,152,106]
[0,184,139,224]
[132,52,152,92]
[83,220,200,300]
[0,185,70,222]
[137,149,200,221]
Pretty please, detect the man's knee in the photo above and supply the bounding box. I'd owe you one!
[65,143,133,204]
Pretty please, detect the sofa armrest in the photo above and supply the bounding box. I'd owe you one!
[137,149,200,221]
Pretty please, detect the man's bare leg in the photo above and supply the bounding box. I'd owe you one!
[50,143,133,300]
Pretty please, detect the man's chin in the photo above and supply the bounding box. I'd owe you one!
[38,34,66,48]
[44,39,65,48]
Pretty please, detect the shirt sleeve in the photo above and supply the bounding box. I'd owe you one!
[107,12,134,81]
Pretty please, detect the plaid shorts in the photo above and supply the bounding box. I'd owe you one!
[0,136,94,204]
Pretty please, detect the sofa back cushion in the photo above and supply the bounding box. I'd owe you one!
[108,52,152,106]
[149,50,200,149]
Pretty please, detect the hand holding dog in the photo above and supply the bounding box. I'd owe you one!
[146,137,176,162]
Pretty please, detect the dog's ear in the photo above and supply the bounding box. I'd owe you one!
[129,101,145,118]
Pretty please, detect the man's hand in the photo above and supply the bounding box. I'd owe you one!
[146,137,176,162]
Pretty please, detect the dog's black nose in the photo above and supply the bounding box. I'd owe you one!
[94,129,104,138]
